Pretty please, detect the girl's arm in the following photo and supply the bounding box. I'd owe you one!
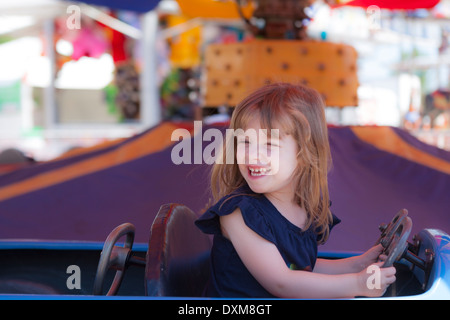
[313,244,385,275]
[220,208,395,299]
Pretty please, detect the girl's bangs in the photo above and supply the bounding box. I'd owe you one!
[233,101,295,138]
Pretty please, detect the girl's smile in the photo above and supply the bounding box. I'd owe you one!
[247,165,271,177]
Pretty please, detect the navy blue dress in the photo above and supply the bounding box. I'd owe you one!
[195,185,340,298]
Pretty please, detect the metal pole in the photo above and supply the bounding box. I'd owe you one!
[43,18,56,129]
[140,10,161,129]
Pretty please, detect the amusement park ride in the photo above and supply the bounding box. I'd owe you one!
[0,0,449,300]
[201,0,359,109]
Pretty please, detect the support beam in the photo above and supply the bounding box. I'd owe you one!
[140,10,161,129]
[81,5,142,39]
[43,18,56,129]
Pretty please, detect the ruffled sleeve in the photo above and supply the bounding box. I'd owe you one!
[315,202,341,243]
[195,192,277,245]
[330,212,341,232]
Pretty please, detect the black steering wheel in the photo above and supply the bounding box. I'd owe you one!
[93,223,135,295]
[376,209,413,267]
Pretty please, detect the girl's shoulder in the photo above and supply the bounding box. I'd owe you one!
[213,185,262,214]
[195,185,275,242]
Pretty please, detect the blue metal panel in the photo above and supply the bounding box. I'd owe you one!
[63,0,161,13]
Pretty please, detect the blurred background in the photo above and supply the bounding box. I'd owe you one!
[1,0,449,162]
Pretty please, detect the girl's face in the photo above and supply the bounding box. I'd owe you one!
[236,118,299,200]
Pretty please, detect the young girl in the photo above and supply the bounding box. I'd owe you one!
[195,82,396,298]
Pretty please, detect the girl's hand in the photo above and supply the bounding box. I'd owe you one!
[357,244,386,271]
[357,262,396,297]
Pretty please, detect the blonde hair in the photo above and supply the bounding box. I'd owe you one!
[210,82,333,244]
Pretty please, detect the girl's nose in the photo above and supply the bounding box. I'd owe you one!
[247,143,270,165]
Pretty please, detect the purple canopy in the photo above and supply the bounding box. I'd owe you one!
[0,123,448,253]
